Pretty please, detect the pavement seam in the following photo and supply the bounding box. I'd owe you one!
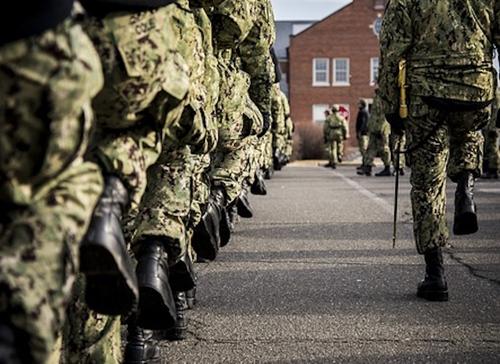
[446,250,500,287]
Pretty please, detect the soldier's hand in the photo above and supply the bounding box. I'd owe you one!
[258,112,271,138]
[386,113,405,136]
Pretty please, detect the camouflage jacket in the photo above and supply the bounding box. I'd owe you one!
[212,0,276,116]
[379,0,499,115]
[324,113,348,141]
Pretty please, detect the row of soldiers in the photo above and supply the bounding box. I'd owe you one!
[0,1,293,363]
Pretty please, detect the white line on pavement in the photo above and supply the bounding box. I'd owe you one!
[332,171,394,215]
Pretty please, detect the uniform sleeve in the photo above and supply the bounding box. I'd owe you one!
[238,0,276,116]
[212,0,255,48]
[378,0,412,115]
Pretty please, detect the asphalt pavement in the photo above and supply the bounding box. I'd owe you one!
[160,162,500,363]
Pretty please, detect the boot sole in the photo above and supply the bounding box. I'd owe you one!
[163,325,188,341]
[417,289,449,302]
[137,286,176,330]
[80,245,138,315]
[453,211,478,235]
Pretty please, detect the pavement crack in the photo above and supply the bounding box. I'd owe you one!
[446,250,500,287]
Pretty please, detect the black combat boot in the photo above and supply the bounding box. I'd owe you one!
[135,241,176,330]
[80,175,138,315]
[482,168,499,179]
[251,170,267,196]
[169,250,196,293]
[417,247,448,301]
[186,287,197,309]
[331,163,337,169]
[324,163,333,168]
[0,323,21,364]
[375,166,392,177]
[123,324,161,364]
[273,150,283,171]
[192,196,221,261]
[212,187,231,247]
[236,187,253,218]
[357,165,372,176]
[164,292,188,341]
[453,171,478,235]
[264,167,273,180]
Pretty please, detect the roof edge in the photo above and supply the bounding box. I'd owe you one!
[290,1,354,39]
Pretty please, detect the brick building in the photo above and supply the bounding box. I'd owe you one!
[288,0,385,144]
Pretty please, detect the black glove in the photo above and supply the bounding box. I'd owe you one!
[385,113,405,136]
[258,112,271,138]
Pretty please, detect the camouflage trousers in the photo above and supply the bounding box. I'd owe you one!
[357,135,369,162]
[0,20,104,364]
[390,133,407,169]
[406,96,487,254]
[132,146,193,266]
[483,128,500,171]
[325,137,345,165]
[190,154,212,231]
[364,132,391,167]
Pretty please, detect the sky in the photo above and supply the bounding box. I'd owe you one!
[271,0,351,21]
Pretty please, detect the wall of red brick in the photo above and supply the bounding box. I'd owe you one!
[289,0,383,146]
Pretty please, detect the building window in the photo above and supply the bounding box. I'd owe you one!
[370,57,379,85]
[313,104,330,123]
[333,58,350,86]
[373,0,385,10]
[313,58,330,86]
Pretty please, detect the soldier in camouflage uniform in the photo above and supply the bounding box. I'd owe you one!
[283,92,295,163]
[482,92,500,179]
[62,1,193,363]
[323,106,348,169]
[0,2,104,362]
[359,91,392,176]
[193,0,275,245]
[379,0,498,302]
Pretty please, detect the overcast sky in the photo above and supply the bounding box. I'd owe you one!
[271,0,351,21]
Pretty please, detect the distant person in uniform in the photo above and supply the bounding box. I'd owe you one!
[323,106,348,169]
[379,0,499,302]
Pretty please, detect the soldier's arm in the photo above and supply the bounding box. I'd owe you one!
[239,0,276,118]
[378,0,412,116]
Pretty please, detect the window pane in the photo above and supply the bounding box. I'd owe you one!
[313,104,330,122]
[313,58,329,85]
[334,59,349,84]
[371,57,379,84]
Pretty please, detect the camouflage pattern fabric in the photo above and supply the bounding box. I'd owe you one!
[84,5,190,209]
[358,135,369,163]
[283,92,295,159]
[364,94,391,167]
[379,0,497,254]
[405,95,487,254]
[132,1,216,264]
[62,5,191,363]
[379,0,497,116]
[324,113,348,165]
[271,85,287,155]
[390,133,407,170]
[0,20,104,363]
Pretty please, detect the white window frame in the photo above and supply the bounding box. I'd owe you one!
[312,58,330,87]
[312,104,330,123]
[370,57,379,85]
[332,58,350,86]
